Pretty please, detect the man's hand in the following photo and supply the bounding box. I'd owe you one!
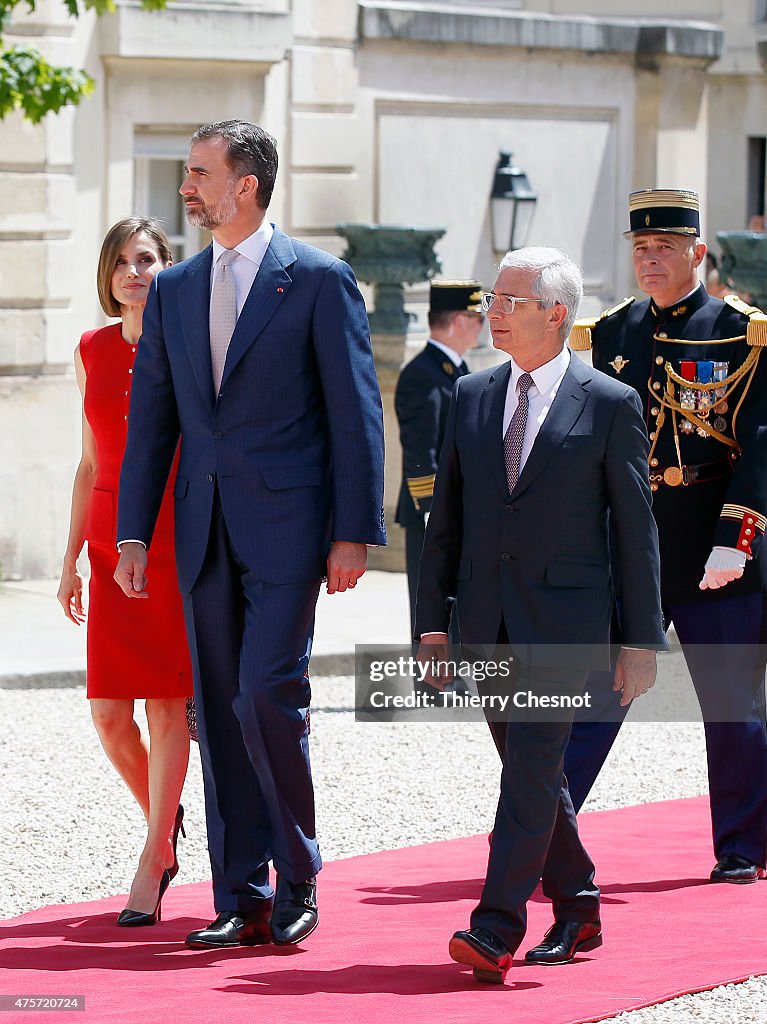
[699,546,746,590]
[613,648,657,707]
[114,542,149,599]
[416,633,453,690]
[326,541,367,594]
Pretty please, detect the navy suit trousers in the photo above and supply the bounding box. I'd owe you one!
[182,492,323,912]
[471,628,600,953]
[565,591,767,866]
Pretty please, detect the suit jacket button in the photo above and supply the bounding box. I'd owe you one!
[501,552,511,562]
[213,431,222,439]
[207,473,214,482]
[504,503,516,513]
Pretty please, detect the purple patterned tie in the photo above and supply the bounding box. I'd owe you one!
[504,372,534,493]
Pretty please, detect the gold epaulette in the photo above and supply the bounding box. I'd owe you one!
[724,294,767,348]
[569,297,635,352]
[600,296,636,320]
[569,319,597,351]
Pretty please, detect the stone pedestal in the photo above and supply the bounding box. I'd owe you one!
[718,232,767,311]
[337,223,446,571]
[368,331,407,572]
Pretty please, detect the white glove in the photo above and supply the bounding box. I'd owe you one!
[699,546,747,590]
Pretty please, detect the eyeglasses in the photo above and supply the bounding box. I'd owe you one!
[480,292,542,315]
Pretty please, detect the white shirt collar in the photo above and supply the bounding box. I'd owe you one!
[212,219,274,268]
[428,338,464,367]
[508,345,570,395]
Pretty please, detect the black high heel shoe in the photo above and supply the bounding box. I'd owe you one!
[168,804,185,881]
[117,869,170,927]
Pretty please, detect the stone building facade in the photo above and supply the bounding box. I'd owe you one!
[1,0,765,577]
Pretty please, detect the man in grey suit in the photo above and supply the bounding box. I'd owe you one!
[415,247,665,983]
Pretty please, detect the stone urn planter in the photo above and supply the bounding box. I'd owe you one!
[336,223,446,336]
[717,231,767,311]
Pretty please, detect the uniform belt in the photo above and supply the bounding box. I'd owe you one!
[652,460,731,487]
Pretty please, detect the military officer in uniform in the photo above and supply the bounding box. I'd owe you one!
[395,280,484,634]
[565,189,767,884]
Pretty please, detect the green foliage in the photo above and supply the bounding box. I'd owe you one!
[0,0,167,123]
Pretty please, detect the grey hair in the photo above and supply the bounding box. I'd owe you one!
[498,247,583,340]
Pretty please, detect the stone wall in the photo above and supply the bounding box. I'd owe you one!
[2,0,765,577]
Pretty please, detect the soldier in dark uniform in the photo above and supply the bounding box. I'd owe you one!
[394,280,484,635]
[565,189,767,883]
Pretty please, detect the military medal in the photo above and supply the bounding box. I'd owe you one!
[715,400,728,414]
[713,361,728,401]
[680,420,695,434]
[714,416,727,432]
[679,360,696,410]
[696,361,714,415]
[663,466,684,486]
[609,355,629,375]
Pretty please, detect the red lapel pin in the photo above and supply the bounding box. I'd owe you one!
[277,287,284,293]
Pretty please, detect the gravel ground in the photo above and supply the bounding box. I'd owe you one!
[1,676,764,1022]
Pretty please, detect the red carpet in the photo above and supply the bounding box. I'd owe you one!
[1,795,765,1024]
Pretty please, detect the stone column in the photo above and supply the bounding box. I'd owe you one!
[0,1,90,577]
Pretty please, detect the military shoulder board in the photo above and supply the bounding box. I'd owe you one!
[569,296,635,352]
[724,294,767,348]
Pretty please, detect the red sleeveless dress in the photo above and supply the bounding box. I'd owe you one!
[80,323,193,699]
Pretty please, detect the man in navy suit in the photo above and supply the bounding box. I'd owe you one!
[115,120,385,949]
[415,248,665,983]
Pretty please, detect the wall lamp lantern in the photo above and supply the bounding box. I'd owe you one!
[490,150,537,254]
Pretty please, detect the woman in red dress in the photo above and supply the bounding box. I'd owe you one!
[57,218,193,926]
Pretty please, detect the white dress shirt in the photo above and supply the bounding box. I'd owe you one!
[502,346,571,473]
[210,219,274,317]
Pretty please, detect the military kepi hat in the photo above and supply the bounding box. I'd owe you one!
[624,189,700,238]
[429,280,483,313]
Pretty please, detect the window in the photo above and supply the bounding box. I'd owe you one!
[747,136,766,225]
[134,132,207,262]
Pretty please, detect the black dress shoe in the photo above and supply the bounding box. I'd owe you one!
[710,854,767,884]
[185,910,272,949]
[449,927,512,984]
[524,920,602,965]
[270,876,318,946]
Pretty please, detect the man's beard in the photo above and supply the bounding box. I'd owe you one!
[185,190,238,230]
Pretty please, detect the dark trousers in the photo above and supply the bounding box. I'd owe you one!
[565,592,767,866]
[182,493,322,912]
[472,629,600,954]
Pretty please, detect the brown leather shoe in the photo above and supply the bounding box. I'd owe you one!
[524,920,602,965]
[710,855,767,884]
[449,927,513,984]
[185,910,272,949]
